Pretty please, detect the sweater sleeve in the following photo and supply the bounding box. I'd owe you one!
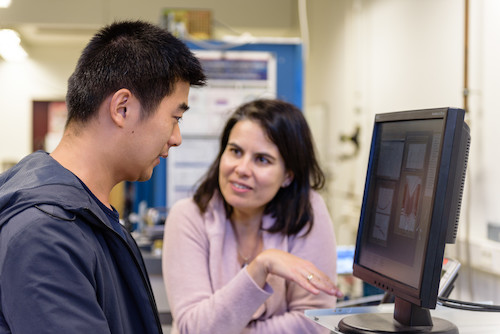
[243,191,338,333]
[162,199,272,334]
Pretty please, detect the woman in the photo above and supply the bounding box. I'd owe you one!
[162,99,341,333]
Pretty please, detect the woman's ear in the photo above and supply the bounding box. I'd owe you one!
[281,171,294,188]
[109,89,131,127]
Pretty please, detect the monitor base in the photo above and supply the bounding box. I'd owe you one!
[338,313,459,334]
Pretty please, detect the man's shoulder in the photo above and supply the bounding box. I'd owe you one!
[0,205,95,272]
[1,205,79,242]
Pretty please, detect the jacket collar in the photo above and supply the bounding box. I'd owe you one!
[0,151,107,229]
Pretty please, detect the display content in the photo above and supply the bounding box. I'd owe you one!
[359,119,443,289]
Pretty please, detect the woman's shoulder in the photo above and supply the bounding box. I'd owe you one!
[169,197,198,212]
[286,190,336,256]
[309,189,324,201]
[169,193,225,214]
[166,195,227,234]
[309,190,328,212]
[165,198,200,229]
[302,190,332,234]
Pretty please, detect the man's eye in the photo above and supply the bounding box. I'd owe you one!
[174,116,183,123]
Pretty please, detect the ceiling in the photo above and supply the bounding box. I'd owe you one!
[0,0,299,47]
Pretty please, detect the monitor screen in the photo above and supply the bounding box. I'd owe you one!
[339,107,470,334]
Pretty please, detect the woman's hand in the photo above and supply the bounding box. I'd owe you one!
[246,249,343,297]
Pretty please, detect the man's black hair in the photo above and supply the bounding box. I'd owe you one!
[66,20,206,124]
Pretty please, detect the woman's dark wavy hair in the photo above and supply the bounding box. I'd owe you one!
[193,99,325,236]
[66,20,206,125]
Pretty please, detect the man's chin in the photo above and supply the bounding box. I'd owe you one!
[138,171,154,182]
[129,168,155,183]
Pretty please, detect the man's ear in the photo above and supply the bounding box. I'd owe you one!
[109,89,132,128]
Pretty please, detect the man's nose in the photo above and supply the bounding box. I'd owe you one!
[169,124,182,147]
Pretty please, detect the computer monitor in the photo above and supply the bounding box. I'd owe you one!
[338,107,470,334]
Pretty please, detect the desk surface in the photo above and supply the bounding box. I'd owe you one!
[305,304,500,334]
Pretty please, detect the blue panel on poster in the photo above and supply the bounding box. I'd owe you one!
[185,40,303,109]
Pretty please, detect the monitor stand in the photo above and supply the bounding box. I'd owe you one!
[338,298,458,334]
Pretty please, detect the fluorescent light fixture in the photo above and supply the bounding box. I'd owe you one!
[0,29,28,61]
[0,0,12,8]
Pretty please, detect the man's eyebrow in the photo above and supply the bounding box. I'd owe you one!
[179,102,190,112]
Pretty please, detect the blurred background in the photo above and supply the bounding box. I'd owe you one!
[1,0,499,330]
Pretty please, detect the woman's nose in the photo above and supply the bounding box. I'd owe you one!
[234,157,251,176]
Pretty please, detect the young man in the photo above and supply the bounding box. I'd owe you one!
[0,20,206,333]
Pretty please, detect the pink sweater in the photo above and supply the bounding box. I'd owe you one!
[162,191,337,334]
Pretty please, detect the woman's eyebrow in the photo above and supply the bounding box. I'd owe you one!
[227,142,276,161]
[227,142,241,149]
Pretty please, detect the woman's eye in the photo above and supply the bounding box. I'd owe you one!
[230,147,241,156]
[174,116,183,123]
[257,156,270,164]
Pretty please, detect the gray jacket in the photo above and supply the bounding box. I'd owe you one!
[0,151,162,333]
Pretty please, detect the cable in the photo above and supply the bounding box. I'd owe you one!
[438,296,500,312]
[298,0,309,63]
[184,32,249,51]
[212,18,244,36]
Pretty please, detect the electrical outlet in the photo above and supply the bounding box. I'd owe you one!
[449,237,500,275]
[487,222,500,242]
[477,247,493,269]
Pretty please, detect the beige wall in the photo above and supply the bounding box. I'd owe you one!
[305,0,465,244]
[1,0,500,274]
[0,0,300,164]
[304,0,500,275]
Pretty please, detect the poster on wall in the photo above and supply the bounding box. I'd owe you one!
[166,50,277,208]
[179,50,277,136]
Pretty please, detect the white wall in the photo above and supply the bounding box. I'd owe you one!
[463,0,500,271]
[305,0,464,245]
[304,0,500,273]
[0,45,81,163]
[1,0,500,271]
[468,0,500,238]
[0,0,299,165]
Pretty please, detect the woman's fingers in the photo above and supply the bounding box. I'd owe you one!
[250,249,344,297]
[281,250,343,297]
[302,270,344,297]
[297,271,321,294]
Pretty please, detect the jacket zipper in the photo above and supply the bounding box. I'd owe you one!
[84,208,163,333]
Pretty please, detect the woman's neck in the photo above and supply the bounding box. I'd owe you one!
[230,210,263,267]
[231,207,264,228]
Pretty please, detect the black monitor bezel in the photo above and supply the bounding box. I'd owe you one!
[352,107,468,310]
